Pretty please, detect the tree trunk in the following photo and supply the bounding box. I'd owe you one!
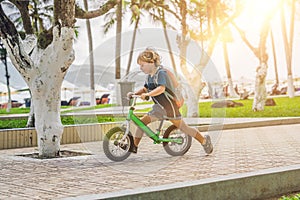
[280,2,295,97]
[161,17,177,75]
[32,78,64,157]
[115,0,122,80]
[2,26,74,157]
[223,42,238,97]
[177,0,199,117]
[252,18,271,111]
[126,17,139,76]
[270,30,279,85]
[84,0,96,106]
[252,63,268,111]
[26,97,35,127]
[32,27,74,157]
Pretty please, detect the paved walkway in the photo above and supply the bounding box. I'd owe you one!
[0,122,300,199]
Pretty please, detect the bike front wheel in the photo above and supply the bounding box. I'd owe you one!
[163,125,192,156]
[103,126,133,162]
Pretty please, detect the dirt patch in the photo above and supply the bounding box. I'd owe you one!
[17,150,92,159]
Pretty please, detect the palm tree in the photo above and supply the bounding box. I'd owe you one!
[125,1,140,76]
[115,0,122,80]
[280,0,296,98]
[220,27,239,98]
[102,0,123,104]
[157,6,178,75]
[270,29,279,86]
[83,0,96,106]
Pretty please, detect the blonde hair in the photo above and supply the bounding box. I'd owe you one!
[137,47,161,66]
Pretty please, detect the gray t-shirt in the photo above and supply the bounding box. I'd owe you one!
[144,67,181,119]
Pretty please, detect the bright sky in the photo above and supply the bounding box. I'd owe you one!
[73,0,300,85]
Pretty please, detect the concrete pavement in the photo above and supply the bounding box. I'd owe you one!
[0,121,300,199]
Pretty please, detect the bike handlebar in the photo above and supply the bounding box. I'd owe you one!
[131,94,150,101]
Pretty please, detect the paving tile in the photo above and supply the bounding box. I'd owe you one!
[0,124,300,199]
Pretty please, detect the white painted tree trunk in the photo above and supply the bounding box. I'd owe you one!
[183,82,199,117]
[32,27,74,157]
[32,80,63,157]
[252,63,268,111]
[287,75,295,98]
[4,27,74,157]
[90,89,96,106]
[228,78,239,98]
[26,100,35,127]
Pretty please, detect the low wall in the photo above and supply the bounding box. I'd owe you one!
[0,123,119,150]
[0,121,162,150]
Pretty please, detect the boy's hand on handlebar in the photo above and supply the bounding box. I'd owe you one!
[141,93,150,100]
[127,91,135,99]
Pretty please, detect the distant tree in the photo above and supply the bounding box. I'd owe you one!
[115,0,122,80]
[280,0,296,98]
[83,0,96,106]
[270,29,279,86]
[220,27,239,98]
[232,1,281,111]
[183,0,242,116]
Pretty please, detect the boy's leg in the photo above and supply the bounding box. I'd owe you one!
[170,119,213,154]
[170,119,203,142]
[133,115,157,146]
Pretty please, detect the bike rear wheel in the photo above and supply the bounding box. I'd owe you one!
[163,125,192,156]
[103,126,133,162]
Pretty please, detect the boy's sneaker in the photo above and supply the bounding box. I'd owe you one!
[120,143,138,154]
[129,144,138,154]
[202,135,213,155]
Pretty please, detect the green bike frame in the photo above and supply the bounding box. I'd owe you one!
[127,107,182,144]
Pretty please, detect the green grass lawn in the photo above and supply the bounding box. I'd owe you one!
[196,96,300,118]
[279,193,300,200]
[1,96,300,129]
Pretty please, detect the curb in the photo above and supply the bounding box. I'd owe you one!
[195,117,300,132]
[64,164,300,200]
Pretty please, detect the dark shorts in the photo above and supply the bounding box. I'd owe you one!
[148,104,181,120]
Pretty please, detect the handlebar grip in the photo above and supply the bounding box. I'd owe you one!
[131,95,150,101]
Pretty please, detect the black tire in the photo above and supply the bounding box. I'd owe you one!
[103,126,134,162]
[163,125,192,156]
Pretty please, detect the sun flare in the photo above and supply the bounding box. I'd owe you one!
[238,0,281,30]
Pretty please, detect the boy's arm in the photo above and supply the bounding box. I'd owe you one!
[144,85,165,97]
[140,85,165,100]
[134,87,147,95]
[133,86,166,100]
